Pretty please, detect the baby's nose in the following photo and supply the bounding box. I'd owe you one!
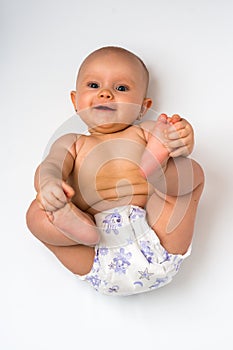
[98,89,113,100]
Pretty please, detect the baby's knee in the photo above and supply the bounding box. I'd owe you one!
[26,199,47,236]
[191,159,205,188]
[26,199,37,231]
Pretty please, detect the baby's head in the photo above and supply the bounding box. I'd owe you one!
[71,46,152,133]
[77,46,149,94]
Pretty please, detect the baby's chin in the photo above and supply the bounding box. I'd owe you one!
[89,122,132,135]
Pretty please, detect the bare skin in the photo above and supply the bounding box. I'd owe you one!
[26,47,204,276]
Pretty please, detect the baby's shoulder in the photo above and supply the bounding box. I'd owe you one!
[50,133,87,156]
[121,124,146,142]
[139,120,157,131]
[49,133,78,151]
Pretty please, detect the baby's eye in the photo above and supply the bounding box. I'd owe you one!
[88,82,99,89]
[116,85,128,92]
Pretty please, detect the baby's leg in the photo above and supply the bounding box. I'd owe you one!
[26,200,99,246]
[140,115,170,177]
[146,157,204,255]
[44,243,95,276]
[26,200,96,275]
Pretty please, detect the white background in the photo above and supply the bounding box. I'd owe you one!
[1,0,233,349]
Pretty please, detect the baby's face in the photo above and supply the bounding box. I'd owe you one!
[71,52,151,134]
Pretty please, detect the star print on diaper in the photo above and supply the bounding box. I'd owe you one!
[138,268,154,280]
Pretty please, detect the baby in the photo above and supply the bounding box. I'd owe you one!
[26,46,204,296]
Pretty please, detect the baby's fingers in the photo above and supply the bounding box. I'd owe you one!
[168,134,193,153]
[44,195,65,211]
[37,189,67,212]
[169,146,190,158]
[168,119,193,136]
[166,137,188,149]
[52,186,68,204]
[169,114,182,124]
[166,127,189,140]
[36,192,58,212]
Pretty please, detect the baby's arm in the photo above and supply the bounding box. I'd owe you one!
[140,114,194,178]
[35,133,78,212]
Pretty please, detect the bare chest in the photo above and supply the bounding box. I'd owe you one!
[70,128,148,211]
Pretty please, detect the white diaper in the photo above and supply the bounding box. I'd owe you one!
[77,205,191,296]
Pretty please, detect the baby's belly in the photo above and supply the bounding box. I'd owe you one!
[79,184,150,215]
[71,164,152,215]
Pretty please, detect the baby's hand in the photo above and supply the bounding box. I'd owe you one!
[163,114,194,157]
[36,180,75,212]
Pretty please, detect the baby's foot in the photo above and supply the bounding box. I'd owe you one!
[140,114,170,178]
[47,203,99,245]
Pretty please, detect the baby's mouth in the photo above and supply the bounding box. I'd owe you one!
[94,104,117,111]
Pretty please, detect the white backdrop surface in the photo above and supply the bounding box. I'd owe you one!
[1,0,233,349]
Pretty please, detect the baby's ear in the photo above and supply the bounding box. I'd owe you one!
[70,91,77,111]
[142,98,152,115]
